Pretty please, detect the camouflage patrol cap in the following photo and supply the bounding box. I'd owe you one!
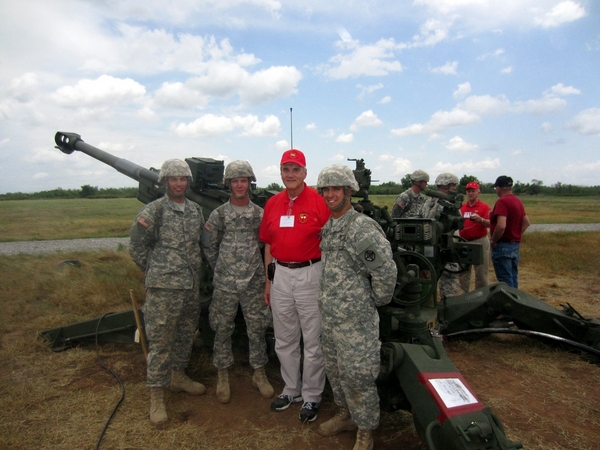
[159,159,193,183]
[410,169,430,183]
[317,164,360,192]
[435,172,459,186]
[223,160,256,186]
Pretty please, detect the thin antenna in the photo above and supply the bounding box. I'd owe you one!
[290,107,293,149]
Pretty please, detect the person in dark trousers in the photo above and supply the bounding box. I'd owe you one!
[489,175,530,288]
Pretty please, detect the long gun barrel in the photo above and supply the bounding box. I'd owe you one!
[55,132,161,186]
[55,132,163,204]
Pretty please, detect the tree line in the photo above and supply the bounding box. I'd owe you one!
[1,177,599,201]
[368,175,600,197]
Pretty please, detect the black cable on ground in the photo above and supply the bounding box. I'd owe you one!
[94,313,126,450]
[443,327,600,358]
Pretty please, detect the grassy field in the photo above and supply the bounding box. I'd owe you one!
[1,193,599,242]
[0,198,599,449]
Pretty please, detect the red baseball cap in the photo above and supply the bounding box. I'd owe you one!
[466,181,480,190]
[280,149,306,167]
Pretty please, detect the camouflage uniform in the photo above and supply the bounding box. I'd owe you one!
[201,201,271,370]
[129,196,205,388]
[419,197,461,299]
[319,208,397,430]
[391,188,426,218]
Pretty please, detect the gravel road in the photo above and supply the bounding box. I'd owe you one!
[0,224,599,256]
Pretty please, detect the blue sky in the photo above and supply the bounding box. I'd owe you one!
[1,0,599,193]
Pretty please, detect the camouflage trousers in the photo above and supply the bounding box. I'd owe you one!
[143,287,200,388]
[321,321,381,430]
[209,279,271,370]
[439,264,461,299]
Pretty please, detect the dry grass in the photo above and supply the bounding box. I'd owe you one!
[0,200,599,449]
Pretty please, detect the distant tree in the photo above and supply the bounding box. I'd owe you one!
[458,174,480,193]
[81,185,99,198]
[264,182,283,192]
[527,179,543,196]
[400,174,412,190]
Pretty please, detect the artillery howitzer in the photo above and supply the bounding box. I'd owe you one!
[42,134,600,450]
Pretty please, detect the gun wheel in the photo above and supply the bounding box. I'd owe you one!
[392,250,437,307]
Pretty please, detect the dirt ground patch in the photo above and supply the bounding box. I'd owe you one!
[1,253,599,449]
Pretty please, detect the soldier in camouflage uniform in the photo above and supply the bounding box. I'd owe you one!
[419,172,462,299]
[201,160,273,404]
[316,164,397,450]
[129,159,206,427]
[391,169,430,218]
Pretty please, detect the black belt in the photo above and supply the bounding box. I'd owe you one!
[276,258,321,269]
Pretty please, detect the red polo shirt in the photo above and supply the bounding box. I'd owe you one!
[259,183,330,262]
[459,199,491,240]
[490,194,527,243]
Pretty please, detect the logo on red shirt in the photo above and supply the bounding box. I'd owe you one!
[299,213,308,223]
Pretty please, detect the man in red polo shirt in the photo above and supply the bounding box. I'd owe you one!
[260,149,331,423]
[459,181,491,292]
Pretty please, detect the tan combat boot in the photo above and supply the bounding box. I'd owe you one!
[170,369,206,395]
[149,387,167,427]
[252,367,274,399]
[317,406,357,437]
[216,368,231,404]
[353,429,374,450]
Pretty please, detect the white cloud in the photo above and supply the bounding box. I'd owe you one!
[446,136,479,153]
[431,61,458,75]
[462,95,511,116]
[154,82,210,109]
[431,158,501,173]
[477,49,505,61]
[171,113,280,137]
[453,82,471,99]
[534,1,586,28]
[501,66,513,74]
[239,66,302,106]
[357,83,383,100]
[409,19,450,47]
[275,140,289,149]
[392,157,412,175]
[513,96,567,115]
[350,110,383,131]
[324,39,403,79]
[7,72,40,101]
[541,122,552,133]
[336,133,354,143]
[305,123,316,130]
[391,107,480,136]
[544,83,581,97]
[379,96,391,104]
[564,108,600,136]
[52,75,146,107]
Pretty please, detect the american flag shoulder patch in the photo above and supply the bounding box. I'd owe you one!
[138,217,152,228]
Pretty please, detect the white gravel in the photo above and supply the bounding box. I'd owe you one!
[0,224,599,256]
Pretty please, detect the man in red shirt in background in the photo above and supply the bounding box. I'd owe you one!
[458,181,491,292]
[490,175,530,289]
[260,149,331,423]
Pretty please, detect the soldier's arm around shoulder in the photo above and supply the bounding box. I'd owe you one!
[129,202,158,272]
[352,216,397,307]
[200,207,223,270]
